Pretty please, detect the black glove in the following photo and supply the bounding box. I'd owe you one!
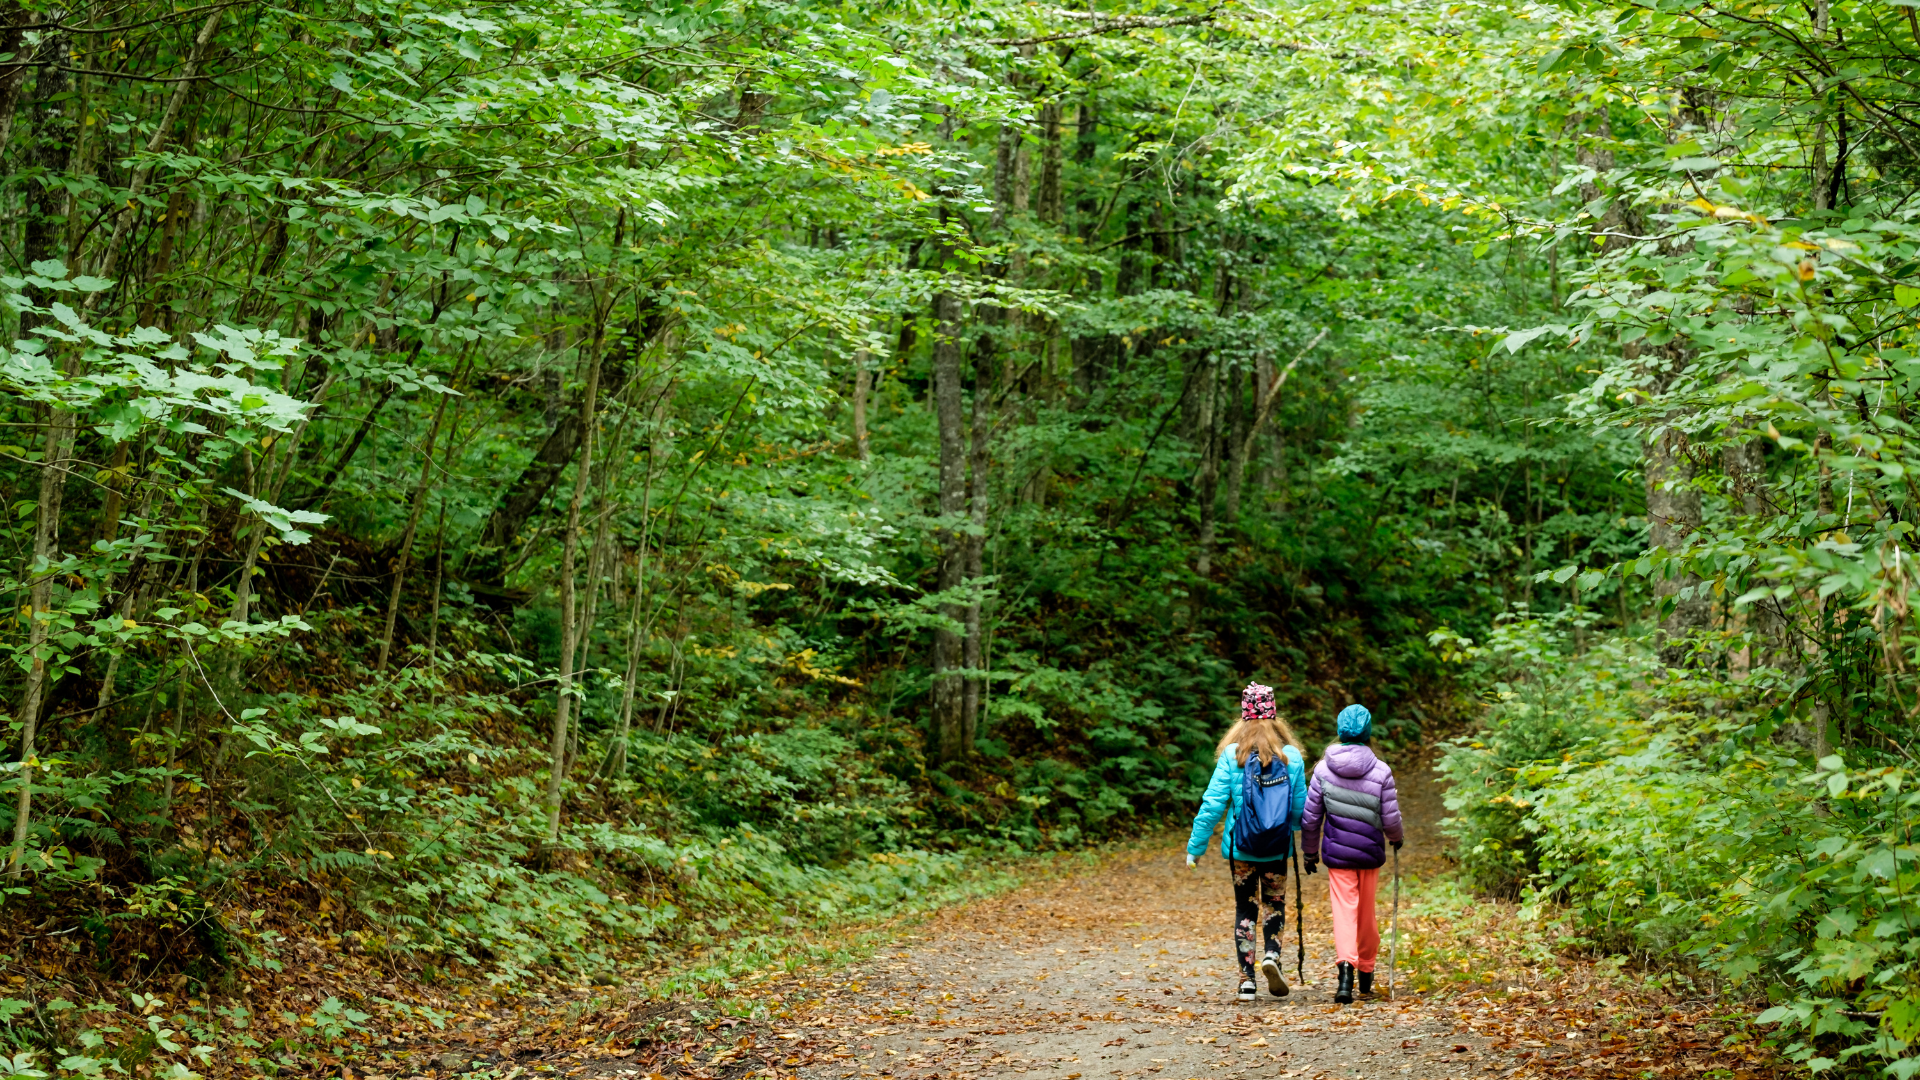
[1302,856,1318,875]
[1390,840,1403,851]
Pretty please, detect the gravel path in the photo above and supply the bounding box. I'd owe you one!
[778,753,1488,1080]
[466,752,1776,1080]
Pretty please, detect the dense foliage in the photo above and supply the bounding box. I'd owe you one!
[0,0,1612,1072]
[19,0,1920,1071]
[1393,0,1920,1074]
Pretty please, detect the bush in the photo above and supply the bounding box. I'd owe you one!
[1436,610,1920,1075]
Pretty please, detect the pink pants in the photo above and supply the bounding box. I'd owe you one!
[1327,868,1380,972]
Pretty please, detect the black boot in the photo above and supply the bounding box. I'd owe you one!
[1334,962,1355,1004]
[1358,970,1375,996]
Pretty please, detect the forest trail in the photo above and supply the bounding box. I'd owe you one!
[511,757,1777,1080]
[371,759,1778,1080]
[754,756,1476,1080]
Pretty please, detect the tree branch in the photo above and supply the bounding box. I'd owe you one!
[987,6,1221,46]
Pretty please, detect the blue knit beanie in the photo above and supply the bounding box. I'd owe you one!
[1336,704,1373,742]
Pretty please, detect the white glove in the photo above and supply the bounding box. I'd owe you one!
[1185,853,1197,867]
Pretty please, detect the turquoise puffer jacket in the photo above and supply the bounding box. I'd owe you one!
[1186,742,1307,861]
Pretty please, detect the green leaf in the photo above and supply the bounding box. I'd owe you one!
[1502,326,1553,353]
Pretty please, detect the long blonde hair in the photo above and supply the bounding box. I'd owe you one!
[1216,715,1303,767]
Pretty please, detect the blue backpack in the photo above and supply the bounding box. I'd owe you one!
[1230,747,1297,859]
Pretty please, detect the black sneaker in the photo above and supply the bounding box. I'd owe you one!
[1237,980,1257,1002]
[1261,954,1288,997]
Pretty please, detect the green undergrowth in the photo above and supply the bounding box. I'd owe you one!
[649,841,1108,1003]
[1432,607,1920,1076]
[0,833,1105,1080]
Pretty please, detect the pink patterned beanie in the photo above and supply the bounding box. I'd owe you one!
[1241,683,1277,720]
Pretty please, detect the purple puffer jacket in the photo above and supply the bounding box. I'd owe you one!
[1301,744,1404,870]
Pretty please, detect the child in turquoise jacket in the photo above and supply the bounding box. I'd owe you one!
[1185,683,1307,1000]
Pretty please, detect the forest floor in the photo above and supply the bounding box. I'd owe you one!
[349,758,1787,1080]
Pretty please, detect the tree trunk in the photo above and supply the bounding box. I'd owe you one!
[0,3,35,165]
[1191,247,1235,576]
[598,460,655,780]
[376,393,452,671]
[10,399,74,874]
[1230,329,1326,522]
[20,36,73,333]
[929,285,968,765]
[960,337,992,755]
[427,500,447,656]
[1038,101,1063,224]
[993,124,1016,230]
[1722,435,1787,671]
[90,473,163,721]
[137,190,188,328]
[298,384,394,509]
[474,307,661,571]
[1645,398,1708,664]
[543,328,605,844]
[563,459,617,779]
[87,9,222,291]
[852,348,872,462]
[1194,360,1222,579]
[214,371,338,716]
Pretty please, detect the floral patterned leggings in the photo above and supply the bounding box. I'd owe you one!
[1229,858,1287,982]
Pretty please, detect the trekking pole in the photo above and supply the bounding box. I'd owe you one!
[1291,841,1305,986]
[1388,845,1400,1002]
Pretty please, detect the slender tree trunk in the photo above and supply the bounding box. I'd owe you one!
[544,329,606,843]
[993,125,1016,230]
[299,384,394,509]
[376,393,452,671]
[1229,328,1325,522]
[162,645,186,816]
[563,463,617,779]
[216,368,335,686]
[20,35,73,335]
[9,399,73,874]
[1723,435,1785,668]
[86,9,222,293]
[89,455,164,722]
[929,285,968,765]
[427,500,447,656]
[1223,368,1253,528]
[599,460,655,780]
[1038,100,1063,224]
[1810,0,1833,212]
[0,3,35,166]
[96,441,130,546]
[852,348,872,462]
[960,341,992,755]
[1193,359,1222,580]
[1645,391,1709,664]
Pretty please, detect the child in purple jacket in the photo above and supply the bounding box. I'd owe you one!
[1300,704,1403,1004]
